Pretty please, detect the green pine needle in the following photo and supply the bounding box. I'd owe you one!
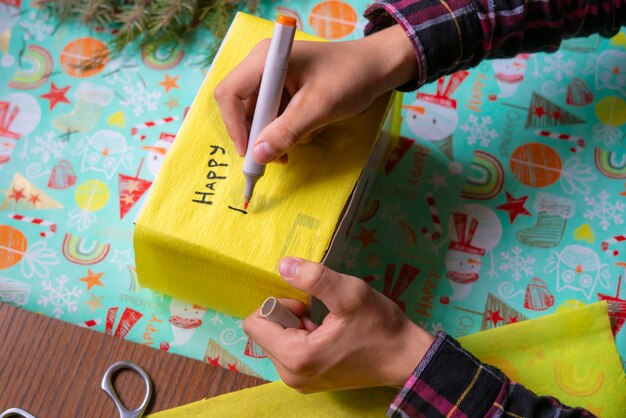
[36,0,257,67]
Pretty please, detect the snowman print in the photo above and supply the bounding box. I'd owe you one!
[405,71,469,174]
[492,54,529,98]
[141,133,175,177]
[444,204,502,300]
[161,298,207,351]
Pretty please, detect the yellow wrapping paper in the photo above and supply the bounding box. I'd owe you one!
[148,302,626,417]
[133,13,392,318]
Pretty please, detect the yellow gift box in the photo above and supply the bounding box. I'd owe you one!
[134,13,392,318]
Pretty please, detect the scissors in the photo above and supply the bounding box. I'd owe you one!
[101,361,153,418]
[1,361,152,418]
[0,409,36,418]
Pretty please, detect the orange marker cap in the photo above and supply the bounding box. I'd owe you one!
[276,15,297,27]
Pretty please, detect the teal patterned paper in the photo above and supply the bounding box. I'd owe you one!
[0,0,624,383]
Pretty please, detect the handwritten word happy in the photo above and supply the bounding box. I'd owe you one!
[415,270,441,318]
[142,314,163,346]
[407,145,430,188]
[465,73,488,113]
[192,145,228,205]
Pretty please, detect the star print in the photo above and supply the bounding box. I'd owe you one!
[353,225,379,249]
[227,363,239,372]
[496,192,531,223]
[508,315,519,324]
[9,187,25,202]
[80,269,104,290]
[28,193,41,205]
[84,293,104,312]
[551,110,561,120]
[124,179,141,194]
[165,96,180,111]
[40,82,71,110]
[364,252,381,269]
[486,309,504,327]
[108,249,134,270]
[159,74,180,93]
[120,193,136,205]
[532,105,546,118]
[428,172,448,190]
[207,356,221,366]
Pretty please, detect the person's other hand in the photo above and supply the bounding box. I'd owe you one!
[243,258,434,393]
[214,25,417,164]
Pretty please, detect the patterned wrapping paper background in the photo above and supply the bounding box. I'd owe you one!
[0,0,625,384]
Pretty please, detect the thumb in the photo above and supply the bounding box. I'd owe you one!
[253,90,328,164]
[278,257,370,316]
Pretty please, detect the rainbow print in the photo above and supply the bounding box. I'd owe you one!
[62,232,110,265]
[461,151,505,200]
[128,265,140,292]
[8,45,53,90]
[141,44,184,70]
[594,147,626,179]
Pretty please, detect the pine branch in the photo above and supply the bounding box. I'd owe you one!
[36,0,259,67]
[33,0,76,23]
[110,1,153,52]
[148,0,196,36]
[79,0,117,27]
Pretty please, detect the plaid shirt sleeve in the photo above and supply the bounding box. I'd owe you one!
[387,332,596,418]
[364,0,625,90]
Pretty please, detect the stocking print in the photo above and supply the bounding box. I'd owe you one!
[53,82,113,134]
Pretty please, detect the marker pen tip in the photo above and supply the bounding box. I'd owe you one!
[243,201,249,210]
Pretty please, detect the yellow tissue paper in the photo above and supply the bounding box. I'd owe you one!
[147,302,626,417]
[148,383,396,418]
[459,301,626,417]
[133,13,392,318]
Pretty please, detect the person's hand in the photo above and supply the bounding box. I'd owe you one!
[214,25,417,164]
[243,258,434,393]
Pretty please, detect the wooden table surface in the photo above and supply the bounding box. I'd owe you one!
[0,303,265,417]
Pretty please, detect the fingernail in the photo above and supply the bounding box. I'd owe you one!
[236,141,245,157]
[279,257,300,279]
[254,142,276,164]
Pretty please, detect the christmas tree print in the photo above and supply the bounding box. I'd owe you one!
[1,173,62,210]
[118,158,152,219]
[204,339,263,378]
[504,92,585,129]
[455,292,528,330]
[480,293,528,330]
